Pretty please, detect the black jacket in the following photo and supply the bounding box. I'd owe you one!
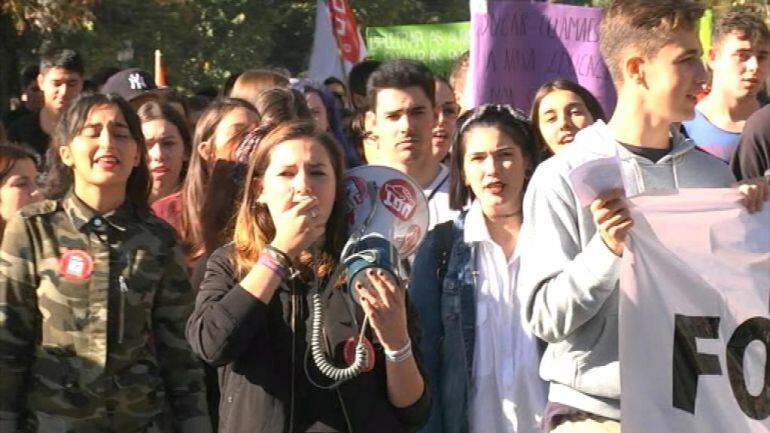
[731,104,770,181]
[186,245,431,433]
[7,110,49,161]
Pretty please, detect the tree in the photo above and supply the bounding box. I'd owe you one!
[1,0,95,33]
[3,0,768,116]
[1,0,473,108]
[3,0,284,102]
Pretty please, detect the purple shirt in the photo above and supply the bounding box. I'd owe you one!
[682,109,740,162]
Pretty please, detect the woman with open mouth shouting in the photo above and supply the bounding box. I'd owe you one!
[0,93,210,433]
[410,104,547,433]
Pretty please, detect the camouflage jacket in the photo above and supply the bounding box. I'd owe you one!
[0,192,211,433]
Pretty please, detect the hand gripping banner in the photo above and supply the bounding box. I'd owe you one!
[620,188,770,432]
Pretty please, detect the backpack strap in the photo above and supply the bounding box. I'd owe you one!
[433,220,456,285]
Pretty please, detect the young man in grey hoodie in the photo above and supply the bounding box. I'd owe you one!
[518,1,768,432]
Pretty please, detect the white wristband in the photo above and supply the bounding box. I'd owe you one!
[384,339,412,363]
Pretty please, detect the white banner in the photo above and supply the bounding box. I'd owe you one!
[620,189,770,433]
[308,0,367,83]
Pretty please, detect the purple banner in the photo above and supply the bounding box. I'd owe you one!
[470,1,616,115]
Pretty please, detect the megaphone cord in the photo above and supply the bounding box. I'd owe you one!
[306,290,370,388]
[304,244,369,388]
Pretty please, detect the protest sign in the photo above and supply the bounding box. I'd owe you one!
[366,22,470,75]
[620,189,770,433]
[470,1,616,114]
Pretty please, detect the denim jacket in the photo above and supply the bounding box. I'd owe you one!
[410,212,478,433]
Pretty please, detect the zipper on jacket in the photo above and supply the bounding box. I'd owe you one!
[335,387,353,433]
[118,275,128,344]
[321,307,354,433]
[289,280,298,433]
[463,244,480,384]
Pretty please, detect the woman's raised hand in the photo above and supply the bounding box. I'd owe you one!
[270,192,325,259]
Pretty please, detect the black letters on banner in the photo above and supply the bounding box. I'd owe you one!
[672,314,722,413]
[726,317,770,420]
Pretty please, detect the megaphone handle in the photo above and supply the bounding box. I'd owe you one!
[397,258,411,281]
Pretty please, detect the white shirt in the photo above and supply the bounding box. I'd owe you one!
[423,164,460,230]
[464,200,547,433]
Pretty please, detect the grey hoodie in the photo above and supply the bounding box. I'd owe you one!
[518,120,735,419]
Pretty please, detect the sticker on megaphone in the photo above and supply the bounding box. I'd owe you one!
[344,165,429,257]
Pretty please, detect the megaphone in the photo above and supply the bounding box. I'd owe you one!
[341,165,430,302]
[307,165,429,385]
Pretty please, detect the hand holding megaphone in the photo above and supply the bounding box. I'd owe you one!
[305,165,425,383]
[270,190,325,260]
[355,268,410,352]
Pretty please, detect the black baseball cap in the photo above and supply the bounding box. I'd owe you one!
[101,68,158,102]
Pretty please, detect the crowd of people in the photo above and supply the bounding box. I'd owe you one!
[1,0,769,432]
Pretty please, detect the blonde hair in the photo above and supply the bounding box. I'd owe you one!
[229,69,290,105]
[232,121,347,278]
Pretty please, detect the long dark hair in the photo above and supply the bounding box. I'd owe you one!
[179,97,258,260]
[0,144,38,180]
[530,80,605,155]
[449,104,539,211]
[44,92,151,210]
[200,125,272,255]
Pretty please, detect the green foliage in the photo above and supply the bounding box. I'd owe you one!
[6,0,765,97]
[2,0,96,33]
[3,0,471,93]
[25,0,283,90]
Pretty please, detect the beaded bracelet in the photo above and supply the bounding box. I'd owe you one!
[263,244,292,269]
[383,339,412,363]
[258,253,287,280]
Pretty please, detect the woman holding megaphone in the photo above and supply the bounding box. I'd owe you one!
[410,105,548,433]
[186,120,430,433]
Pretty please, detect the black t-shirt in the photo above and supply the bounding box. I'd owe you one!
[2,106,31,130]
[7,111,50,161]
[731,105,770,181]
[618,141,671,163]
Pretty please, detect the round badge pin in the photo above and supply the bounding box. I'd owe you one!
[343,335,376,372]
[58,249,94,280]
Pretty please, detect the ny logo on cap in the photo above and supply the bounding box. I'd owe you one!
[128,73,148,90]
